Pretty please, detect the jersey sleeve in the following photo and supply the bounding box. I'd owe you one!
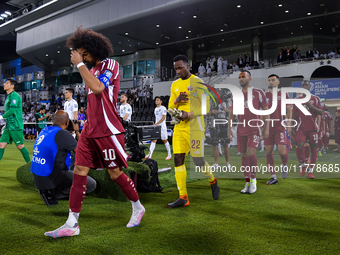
[168,82,176,110]
[329,113,333,120]
[73,100,78,112]
[98,59,120,89]
[161,106,167,115]
[10,94,21,108]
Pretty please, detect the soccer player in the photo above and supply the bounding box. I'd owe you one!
[45,27,145,238]
[0,79,31,164]
[145,96,172,160]
[292,80,325,179]
[167,55,220,208]
[264,74,291,185]
[64,88,78,120]
[317,115,324,156]
[35,105,50,135]
[77,106,85,132]
[228,71,270,194]
[119,94,132,122]
[322,108,333,153]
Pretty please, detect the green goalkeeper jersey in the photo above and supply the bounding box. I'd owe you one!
[3,91,24,131]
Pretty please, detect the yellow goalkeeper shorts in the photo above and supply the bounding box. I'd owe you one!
[172,128,204,157]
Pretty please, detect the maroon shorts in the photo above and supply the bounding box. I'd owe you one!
[75,133,129,169]
[318,130,323,139]
[237,131,260,153]
[295,130,318,146]
[264,128,286,146]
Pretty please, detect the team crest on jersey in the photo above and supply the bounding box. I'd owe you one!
[187,85,193,91]
[12,99,16,104]
[36,135,45,145]
[266,98,270,103]
[104,70,113,79]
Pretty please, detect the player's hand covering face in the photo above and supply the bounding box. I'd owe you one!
[71,50,84,66]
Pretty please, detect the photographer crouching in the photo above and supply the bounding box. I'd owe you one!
[30,110,96,206]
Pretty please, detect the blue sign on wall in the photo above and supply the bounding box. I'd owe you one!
[292,78,340,99]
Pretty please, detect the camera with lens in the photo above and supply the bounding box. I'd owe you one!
[121,119,161,162]
[67,120,78,131]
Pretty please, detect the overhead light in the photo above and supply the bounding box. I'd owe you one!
[285,10,289,13]
[1,14,8,18]
[122,50,125,52]
[237,5,241,8]
[45,54,49,57]
[220,29,223,31]
[291,32,293,34]
[129,45,131,46]
[320,27,322,30]
[300,26,303,28]
[156,42,159,45]
[240,40,243,42]
[57,51,60,54]
[156,24,160,27]
[307,13,311,15]
[186,36,189,38]
[260,21,264,24]
[222,39,224,41]
[193,15,197,18]
[188,30,191,33]
[125,32,128,35]
[5,11,11,16]
[178,26,182,29]
[119,42,121,44]
[278,4,282,7]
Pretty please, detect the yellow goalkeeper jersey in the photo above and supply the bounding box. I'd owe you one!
[168,74,210,131]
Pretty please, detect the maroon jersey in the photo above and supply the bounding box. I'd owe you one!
[81,58,125,138]
[232,87,268,136]
[265,90,289,131]
[322,111,333,133]
[292,94,325,132]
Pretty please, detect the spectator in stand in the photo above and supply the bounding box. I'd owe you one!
[222,58,228,74]
[258,58,264,67]
[282,46,288,60]
[207,63,212,76]
[306,47,314,59]
[334,50,340,58]
[313,48,319,59]
[198,63,206,77]
[206,57,211,69]
[290,45,296,54]
[236,55,244,67]
[293,47,301,60]
[243,64,251,70]
[232,63,240,71]
[77,106,85,133]
[244,52,251,66]
[328,50,335,59]
[277,50,285,63]
[217,56,223,74]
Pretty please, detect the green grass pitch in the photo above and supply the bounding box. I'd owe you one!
[0,140,340,254]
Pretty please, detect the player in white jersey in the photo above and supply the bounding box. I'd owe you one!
[64,88,78,120]
[119,94,132,122]
[145,97,172,160]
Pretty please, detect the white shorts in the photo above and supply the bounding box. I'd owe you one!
[161,129,168,140]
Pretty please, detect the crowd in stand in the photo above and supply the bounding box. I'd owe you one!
[277,46,340,64]
[192,53,265,78]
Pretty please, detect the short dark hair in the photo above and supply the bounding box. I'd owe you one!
[155,96,162,101]
[173,54,188,64]
[121,93,128,98]
[7,79,17,89]
[66,87,74,96]
[40,105,46,110]
[268,74,279,79]
[66,27,113,61]
[241,70,251,76]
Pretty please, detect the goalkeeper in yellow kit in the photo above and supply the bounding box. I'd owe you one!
[167,55,220,208]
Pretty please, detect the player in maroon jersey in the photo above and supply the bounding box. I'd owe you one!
[45,28,145,239]
[291,80,325,179]
[228,71,270,194]
[264,74,292,185]
[322,109,333,153]
[317,115,324,156]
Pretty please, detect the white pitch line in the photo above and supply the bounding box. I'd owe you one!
[329,154,340,161]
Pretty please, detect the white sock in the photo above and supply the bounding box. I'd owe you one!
[165,142,171,156]
[218,143,223,154]
[131,199,144,211]
[271,174,277,179]
[66,209,79,227]
[308,168,313,173]
[149,142,156,157]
